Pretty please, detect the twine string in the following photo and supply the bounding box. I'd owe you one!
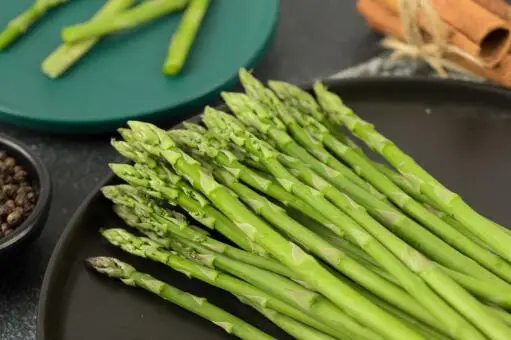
[382,0,485,77]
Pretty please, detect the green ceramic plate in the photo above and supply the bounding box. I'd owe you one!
[0,0,279,133]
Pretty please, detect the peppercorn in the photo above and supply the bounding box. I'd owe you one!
[6,208,23,227]
[0,149,38,239]
[3,184,17,197]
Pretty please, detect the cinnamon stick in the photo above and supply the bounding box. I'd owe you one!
[448,53,511,87]
[358,0,405,39]
[379,0,511,67]
[358,0,481,58]
[358,0,511,87]
[472,0,511,21]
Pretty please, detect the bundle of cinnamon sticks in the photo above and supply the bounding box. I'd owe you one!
[358,0,511,87]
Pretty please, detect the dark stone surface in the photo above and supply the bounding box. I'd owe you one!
[0,1,378,338]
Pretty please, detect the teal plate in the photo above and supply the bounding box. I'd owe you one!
[0,0,279,133]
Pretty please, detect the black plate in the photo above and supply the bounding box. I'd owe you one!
[37,77,511,340]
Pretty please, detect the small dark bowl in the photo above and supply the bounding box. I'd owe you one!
[0,134,51,257]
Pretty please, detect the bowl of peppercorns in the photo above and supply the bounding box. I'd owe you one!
[0,134,51,257]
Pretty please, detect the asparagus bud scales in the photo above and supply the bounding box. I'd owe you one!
[86,257,275,340]
[313,81,511,265]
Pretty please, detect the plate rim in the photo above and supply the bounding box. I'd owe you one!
[35,75,511,339]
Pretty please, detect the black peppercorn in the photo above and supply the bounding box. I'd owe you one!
[3,184,17,197]
[4,157,16,168]
[7,208,23,227]
[0,149,38,239]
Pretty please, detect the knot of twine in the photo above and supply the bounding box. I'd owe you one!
[382,0,485,77]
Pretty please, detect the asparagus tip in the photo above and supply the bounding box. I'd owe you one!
[86,256,135,279]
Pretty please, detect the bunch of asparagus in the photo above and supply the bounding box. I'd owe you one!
[88,69,511,339]
[1,0,208,77]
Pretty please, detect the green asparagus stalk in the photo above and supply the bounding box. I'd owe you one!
[487,306,511,327]
[163,0,209,75]
[42,0,134,78]
[183,121,207,133]
[102,184,293,278]
[169,129,442,323]
[371,162,439,207]
[62,0,189,43]
[313,81,511,266]
[168,128,335,228]
[101,228,352,340]
[442,267,511,309]
[107,164,260,255]
[125,120,424,340]
[288,209,398,284]
[273,135,511,340]
[168,235,384,340]
[267,80,345,142]
[374,162,501,251]
[206,162,447,334]
[270,93,511,286]
[339,278,453,340]
[110,140,268,256]
[243,300,340,340]
[203,108,504,340]
[0,0,68,50]
[229,76,383,199]
[427,206,497,252]
[225,79,506,285]
[86,256,274,340]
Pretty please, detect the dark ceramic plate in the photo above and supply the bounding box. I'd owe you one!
[37,77,511,340]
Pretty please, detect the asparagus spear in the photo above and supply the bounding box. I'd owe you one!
[174,133,449,333]
[108,162,260,252]
[111,139,268,257]
[226,80,507,284]
[442,267,511,309]
[266,80,347,143]
[272,134,511,340]
[168,129,335,228]
[243,300,340,340]
[62,0,189,43]
[269,84,511,286]
[230,77,382,199]
[203,108,506,340]
[313,81,511,265]
[207,161,448,333]
[102,184,294,278]
[340,278,452,340]
[125,120,424,340]
[101,228,354,340]
[42,0,135,78]
[163,0,209,75]
[167,235,384,340]
[86,256,274,340]
[0,0,68,50]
